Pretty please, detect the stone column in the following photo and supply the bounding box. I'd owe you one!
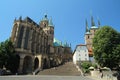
[18,54,25,74]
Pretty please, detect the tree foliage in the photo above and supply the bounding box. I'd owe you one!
[93,26,120,69]
[81,62,92,73]
[0,39,19,73]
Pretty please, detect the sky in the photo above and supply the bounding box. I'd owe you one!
[0,0,120,50]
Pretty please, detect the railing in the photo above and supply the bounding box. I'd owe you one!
[32,68,42,75]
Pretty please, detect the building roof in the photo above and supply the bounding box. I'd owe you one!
[90,26,98,29]
[53,38,69,47]
[53,38,62,46]
[73,44,87,54]
[23,17,39,26]
[85,31,91,35]
[41,14,48,21]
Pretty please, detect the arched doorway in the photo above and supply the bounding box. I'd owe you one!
[16,55,20,73]
[22,56,32,74]
[43,58,48,69]
[34,57,39,70]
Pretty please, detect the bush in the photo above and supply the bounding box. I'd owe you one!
[81,62,92,73]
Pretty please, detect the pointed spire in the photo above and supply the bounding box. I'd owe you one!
[60,42,62,46]
[86,19,89,32]
[19,16,22,21]
[70,43,71,47]
[49,17,53,26]
[91,16,95,26]
[97,18,101,28]
[14,17,16,22]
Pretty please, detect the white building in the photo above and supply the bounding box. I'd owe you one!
[73,44,89,64]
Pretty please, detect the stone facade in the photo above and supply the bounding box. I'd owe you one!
[10,14,72,74]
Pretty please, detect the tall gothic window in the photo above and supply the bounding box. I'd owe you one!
[17,26,24,48]
[24,27,29,49]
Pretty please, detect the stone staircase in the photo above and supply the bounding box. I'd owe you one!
[38,62,81,76]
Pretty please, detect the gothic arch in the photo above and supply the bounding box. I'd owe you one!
[34,57,39,70]
[16,54,20,72]
[43,58,48,69]
[22,56,32,74]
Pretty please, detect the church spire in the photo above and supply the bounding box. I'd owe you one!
[19,16,22,21]
[14,17,16,22]
[48,17,53,26]
[98,18,101,28]
[91,16,95,26]
[86,19,89,32]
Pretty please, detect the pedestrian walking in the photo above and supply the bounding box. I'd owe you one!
[99,68,103,78]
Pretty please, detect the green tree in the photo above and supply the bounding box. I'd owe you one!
[93,26,120,69]
[0,39,19,73]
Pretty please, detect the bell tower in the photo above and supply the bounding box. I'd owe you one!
[40,14,54,46]
[85,19,92,50]
[40,14,49,28]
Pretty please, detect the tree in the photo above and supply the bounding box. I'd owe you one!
[93,26,120,69]
[0,39,19,73]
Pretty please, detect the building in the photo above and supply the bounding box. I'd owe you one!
[84,16,100,58]
[53,38,73,63]
[10,14,72,74]
[73,44,89,65]
[73,16,100,63]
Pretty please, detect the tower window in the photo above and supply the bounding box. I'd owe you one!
[88,35,89,39]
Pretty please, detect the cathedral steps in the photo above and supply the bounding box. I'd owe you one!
[38,62,81,76]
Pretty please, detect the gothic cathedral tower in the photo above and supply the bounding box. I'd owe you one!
[39,14,54,46]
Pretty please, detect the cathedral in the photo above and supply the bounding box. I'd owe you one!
[10,14,72,74]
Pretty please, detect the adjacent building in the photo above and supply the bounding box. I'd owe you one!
[73,44,89,65]
[73,16,100,63]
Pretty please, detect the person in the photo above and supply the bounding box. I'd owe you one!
[99,68,103,78]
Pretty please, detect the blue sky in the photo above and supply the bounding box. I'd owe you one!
[0,0,120,50]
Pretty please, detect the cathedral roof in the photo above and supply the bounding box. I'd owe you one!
[85,31,91,35]
[90,26,98,29]
[53,38,62,47]
[53,38,69,47]
[24,17,39,26]
[41,14,48,21]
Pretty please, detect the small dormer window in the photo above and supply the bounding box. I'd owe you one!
[44,24,46,27]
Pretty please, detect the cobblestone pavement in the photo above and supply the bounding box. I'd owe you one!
[0,75,94,80]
